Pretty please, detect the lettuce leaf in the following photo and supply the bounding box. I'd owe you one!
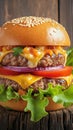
[0,85,20,102]
[66,48,73,66]
[6,86,20,100]
[0,84,8,102]
[53,84,73,106]
[21,89,49,122]
[0,83,73,122]
[21,83,73,122]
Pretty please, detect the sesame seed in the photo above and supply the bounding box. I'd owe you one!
[4,16,59,27]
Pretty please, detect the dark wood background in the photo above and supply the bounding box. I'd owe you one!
[0,1,73,130]
[0,0,73,46]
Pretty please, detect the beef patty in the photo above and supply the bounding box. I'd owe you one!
[0,77,67,92]
[1,52,65,67]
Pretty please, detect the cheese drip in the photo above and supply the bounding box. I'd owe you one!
[0,74,42,89]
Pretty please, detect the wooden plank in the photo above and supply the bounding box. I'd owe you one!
[0,0,58,26]
[0,106,73,130]
[0,0,5,26]
[60,0,73,46]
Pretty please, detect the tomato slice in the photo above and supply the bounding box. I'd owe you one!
[18,89,26,96]
[0,66,72,77]
[32,66,72,77]
[0,67,20,75]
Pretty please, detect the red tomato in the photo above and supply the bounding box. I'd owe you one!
[18,89,26,96]
[0,67,20,75]
[32,66,72,77]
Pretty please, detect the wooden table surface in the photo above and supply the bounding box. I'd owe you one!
[0,106,73,130]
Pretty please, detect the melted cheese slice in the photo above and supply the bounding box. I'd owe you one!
[0,74,42,89]
[0,50,13,62]
[0,74,72,90]
[0,46,67,67]
[22,47,45,67]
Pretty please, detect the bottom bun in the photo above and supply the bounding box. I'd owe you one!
[0,97,64,111]
[46,97,64,111]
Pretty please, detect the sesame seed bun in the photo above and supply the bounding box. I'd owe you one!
[0,16,70,46]
[0,97,64,112]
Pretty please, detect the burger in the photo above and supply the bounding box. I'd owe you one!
[0,16,73,122]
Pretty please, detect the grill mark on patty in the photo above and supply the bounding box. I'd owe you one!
[30,78,67,91]
[0,78,21,92]
[1,52,65,67]
[38,53,65,67]
[1,53,28,66]
[0,77,67,92]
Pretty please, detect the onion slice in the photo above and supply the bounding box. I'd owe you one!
[3,65,64,73]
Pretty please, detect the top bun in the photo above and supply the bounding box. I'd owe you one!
[0,16,70,46]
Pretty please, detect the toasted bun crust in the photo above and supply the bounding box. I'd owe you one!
[0,16,70,46]
[0,97,64,111]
